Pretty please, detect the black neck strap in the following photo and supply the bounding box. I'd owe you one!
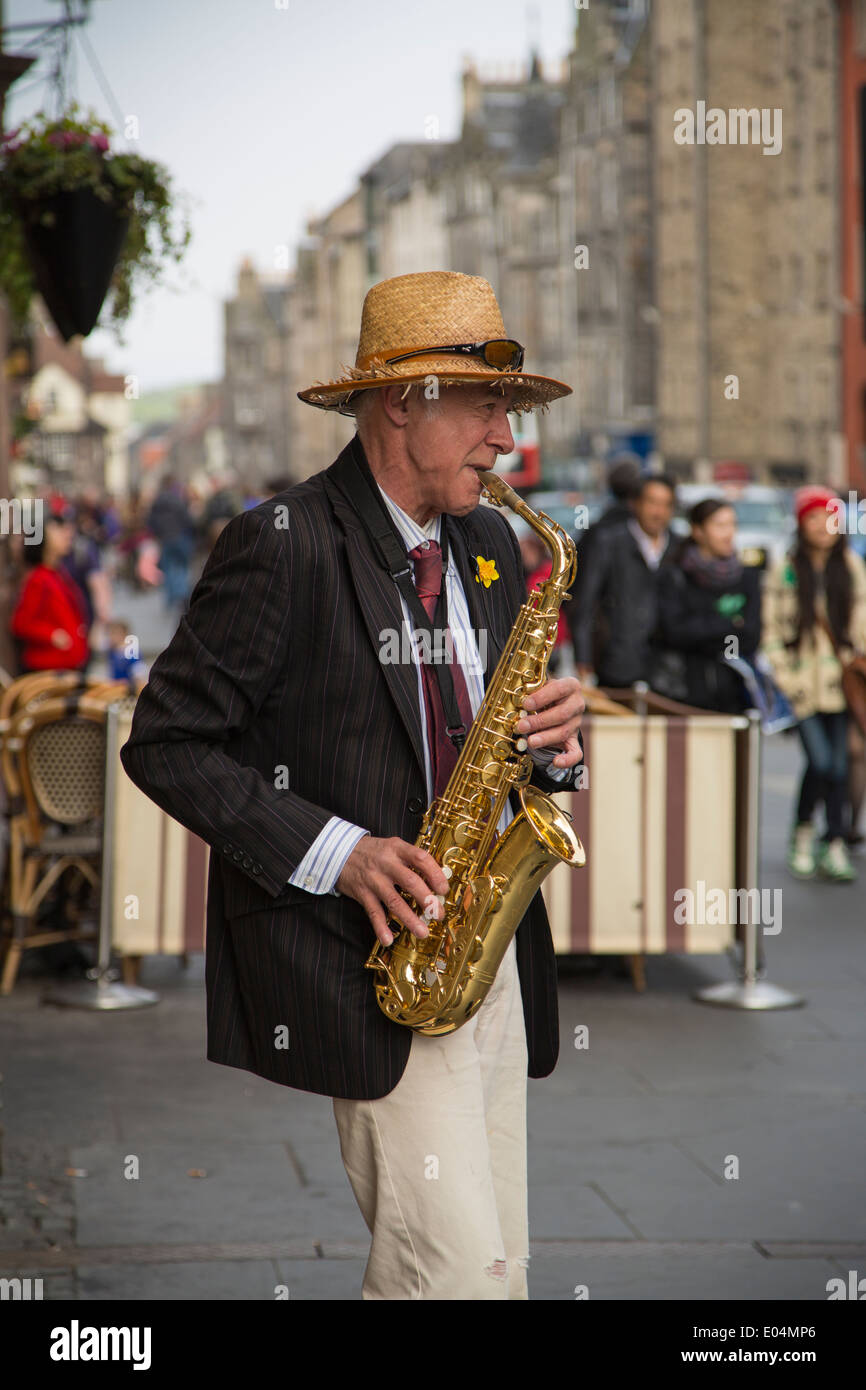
[335,435,468,751]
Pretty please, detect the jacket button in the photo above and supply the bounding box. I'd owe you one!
[251,863,262,874]
[233,850,243,861]
[408,797,424,814]
[242,856,253,869]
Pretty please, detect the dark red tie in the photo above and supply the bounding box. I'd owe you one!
[409,540,475,798]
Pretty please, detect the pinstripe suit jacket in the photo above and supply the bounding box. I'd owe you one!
[119,436,583,1099]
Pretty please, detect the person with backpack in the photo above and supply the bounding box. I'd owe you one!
[762,486,866,882]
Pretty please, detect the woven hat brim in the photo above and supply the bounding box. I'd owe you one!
[297,357,572,415]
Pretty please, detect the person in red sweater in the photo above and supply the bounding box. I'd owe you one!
[11,505,90,673]
[518,525,570,675]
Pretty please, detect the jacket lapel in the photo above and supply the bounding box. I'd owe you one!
[324,442,428,785]
[323,441,515,783]
[447,511,508,686]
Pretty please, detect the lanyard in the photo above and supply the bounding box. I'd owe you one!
[335,436,468,751]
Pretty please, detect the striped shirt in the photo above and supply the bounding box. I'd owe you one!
[288,483,568,895]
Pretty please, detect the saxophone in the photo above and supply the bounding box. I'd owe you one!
[364,470,586,1035]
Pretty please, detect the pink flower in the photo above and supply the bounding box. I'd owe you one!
[89,133,109,152]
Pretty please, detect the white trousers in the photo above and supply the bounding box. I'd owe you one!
[333,936,530,1299]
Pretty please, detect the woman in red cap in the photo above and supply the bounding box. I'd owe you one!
[762,486,866,881]
[10,504,90,674]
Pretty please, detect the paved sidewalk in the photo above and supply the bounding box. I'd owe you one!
[1,725,864,1300]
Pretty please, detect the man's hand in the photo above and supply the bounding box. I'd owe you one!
[336,835,451,948]
[515,676,585,769]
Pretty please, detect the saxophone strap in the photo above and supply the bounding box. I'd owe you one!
[336,435,469,752]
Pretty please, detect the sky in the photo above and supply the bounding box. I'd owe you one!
[5,0,576,395]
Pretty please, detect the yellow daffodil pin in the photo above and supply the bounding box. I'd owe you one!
[475,555,499,588]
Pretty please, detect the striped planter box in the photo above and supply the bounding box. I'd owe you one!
[543,711,741,955]
[111,705,209,957]
[109,705,743,961]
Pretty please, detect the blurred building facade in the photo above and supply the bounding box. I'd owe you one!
[223,258,293,487]
[7,321,131,497]
[127,383,226,498]
[219,0,857,491]
[839,0,866,493]
[652,0,839,486]
[559,0,654,464]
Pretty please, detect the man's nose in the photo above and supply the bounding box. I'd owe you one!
[488,410,515,454]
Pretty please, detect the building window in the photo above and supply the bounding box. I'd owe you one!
[766,255,781,312]
[603,76,618,128]
[786,136,802,197]
[234,340,259,373]
[600,158,618,222]
[787,253,804,310]
[813,4,830,66]
[815,251,830,311]
[600,256,618,314]
[815,131,831,193]
[235,392,263,427]
[785,16,802,78]
[583,84,598,137]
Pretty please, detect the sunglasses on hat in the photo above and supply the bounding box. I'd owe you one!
[382,338,525,373]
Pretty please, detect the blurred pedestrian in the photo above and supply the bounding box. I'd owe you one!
[105,618,148,693]
[199,470,243,550]
[115,493,153,591]
[61,499,112,662]
[569,473,677,689]
[579,457,641,549]
[762,486,866,882]
[10,504,90,674]
[519,526,570,677]
[146,474,195,613]
[847,724,866,850]
[261,474,292,501]
[650,498,761,712]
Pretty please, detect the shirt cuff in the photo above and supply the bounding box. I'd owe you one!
[529,745,571,781]
[288,818,369,897]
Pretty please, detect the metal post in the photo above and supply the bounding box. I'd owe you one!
[43,700,159,1009]
[696,707,804,1010]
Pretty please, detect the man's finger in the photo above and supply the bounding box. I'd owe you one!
[522,678,566,710]
[519,692,584,735]
[552,734,584,768]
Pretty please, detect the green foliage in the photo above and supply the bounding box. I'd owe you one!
[0,103,192,339]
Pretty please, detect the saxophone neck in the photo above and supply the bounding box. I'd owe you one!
[478,469,576,589]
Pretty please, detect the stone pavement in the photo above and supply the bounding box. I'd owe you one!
[1,582,864,1299]
[1,729,863,1301]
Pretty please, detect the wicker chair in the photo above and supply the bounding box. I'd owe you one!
[0,682,128,995]
[0,675,129,927]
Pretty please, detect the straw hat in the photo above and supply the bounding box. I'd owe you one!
[296,270,572,416]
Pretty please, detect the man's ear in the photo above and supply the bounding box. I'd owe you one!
[380,383,412,429]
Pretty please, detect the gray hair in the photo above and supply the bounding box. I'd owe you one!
[351,382,441,430]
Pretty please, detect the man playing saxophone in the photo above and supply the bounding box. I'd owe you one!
[120,270,585,1300]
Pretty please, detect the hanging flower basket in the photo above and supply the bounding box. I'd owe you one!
[13,186,130,341]
[0,103,191,342]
